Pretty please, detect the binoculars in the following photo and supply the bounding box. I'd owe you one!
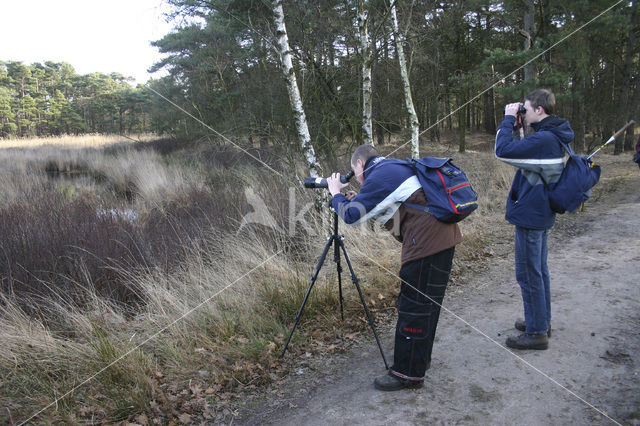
[504,105,527,115]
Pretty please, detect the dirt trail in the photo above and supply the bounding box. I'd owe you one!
[238,173,640,425]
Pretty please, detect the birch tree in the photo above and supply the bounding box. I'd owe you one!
[358,0,374,146]
[390,1,419,157]
[272,0,321,177]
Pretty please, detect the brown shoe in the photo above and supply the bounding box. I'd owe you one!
[505,332,549,350]
[515,318,551,337]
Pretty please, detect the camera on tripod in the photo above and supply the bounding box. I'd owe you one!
[280,179,389,368]
[304,170,355,189]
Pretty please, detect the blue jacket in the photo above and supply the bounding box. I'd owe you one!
[495,115,574,229]
[330,156,462,263]
[331,156,420,225]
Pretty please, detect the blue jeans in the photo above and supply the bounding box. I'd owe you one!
[515,226,551,335]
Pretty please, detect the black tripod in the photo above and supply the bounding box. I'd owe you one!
[280,209,389,369]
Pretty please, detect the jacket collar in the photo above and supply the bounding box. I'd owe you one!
[532,115,562,132]
[363,155,385,180]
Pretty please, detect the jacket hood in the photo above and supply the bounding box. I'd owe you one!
[532,116,574,144]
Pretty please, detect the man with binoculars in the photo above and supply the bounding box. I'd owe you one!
[495,88,574,350]
[326,145,462,391]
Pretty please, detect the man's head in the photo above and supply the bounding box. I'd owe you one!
[523,89,554,125]
[350,144,379,184]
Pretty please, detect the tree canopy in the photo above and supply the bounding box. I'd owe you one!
[2,1,638,155]
[0,61,153,138]
[149,0,639,154]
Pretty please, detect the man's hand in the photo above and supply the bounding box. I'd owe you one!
[345,190,357,200]
[505,102,521,117]
[327,173,350,197]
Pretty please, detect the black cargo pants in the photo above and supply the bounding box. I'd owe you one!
[390,247,455,382]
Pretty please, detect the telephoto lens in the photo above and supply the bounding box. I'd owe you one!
[304,170,354,189]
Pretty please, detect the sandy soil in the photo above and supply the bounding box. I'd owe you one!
[235,170,640,425]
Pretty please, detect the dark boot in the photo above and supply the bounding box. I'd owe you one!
[373,372,423,391]
[505,332,549,350]
[515,318,552,337]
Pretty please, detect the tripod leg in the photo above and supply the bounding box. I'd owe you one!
[337,237,389,370]
[281,235,335,358]
[334,236,345,321]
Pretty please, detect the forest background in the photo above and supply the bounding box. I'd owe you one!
[1,0,639,424]
[1,0,638,155]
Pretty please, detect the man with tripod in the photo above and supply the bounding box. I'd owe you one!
[327,144,462,391]
[496,89,574,350]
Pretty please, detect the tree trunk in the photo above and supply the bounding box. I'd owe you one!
[626,55,640,151]
[623,1,639,151]
[358,0,374,146]
[272,0,320,177]
[391,1,419,157]
[458,90,466,153]
[614,3,636,154]
[445,92,452,131]
[523,0,535,82]
[571,75,586,153]
[430,42,440,143]
[483,89,496,134]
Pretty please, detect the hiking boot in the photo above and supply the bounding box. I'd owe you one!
[515,318,552,337]
[373,372,423,391]
[505,332,549,350]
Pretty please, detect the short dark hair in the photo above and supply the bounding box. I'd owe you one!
[351,144,379,167]
[525,89,555,115]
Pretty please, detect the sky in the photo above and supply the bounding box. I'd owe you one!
[0,0,175,84]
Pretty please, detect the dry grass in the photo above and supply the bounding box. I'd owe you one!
[0,133,158,149]
[0,133,635,424]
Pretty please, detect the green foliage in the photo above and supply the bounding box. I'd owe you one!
[1,1,638,152]
[0,61,151,137]
[148,0,638,154]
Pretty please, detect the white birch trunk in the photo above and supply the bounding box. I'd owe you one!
[272,0,320,177]
[358,0,373,146]
[391,2,420,158]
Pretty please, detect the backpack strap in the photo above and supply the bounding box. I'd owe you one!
[534,140,570,190]
[403,202,429,212]
[403,159,429,212]
[558,141,573,155]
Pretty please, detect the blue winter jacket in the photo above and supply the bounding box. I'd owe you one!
[330,156,421,225]
[495,115,574,229]
[331,156,462,264]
